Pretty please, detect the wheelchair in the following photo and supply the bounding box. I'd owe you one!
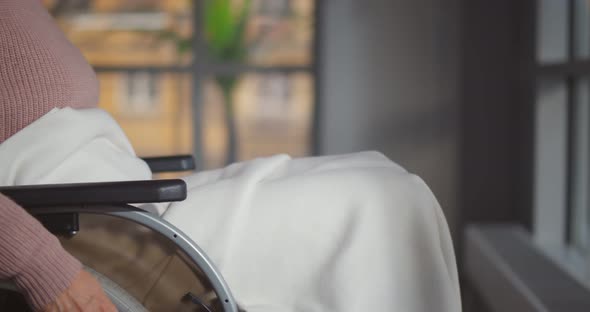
[0,156,240,312]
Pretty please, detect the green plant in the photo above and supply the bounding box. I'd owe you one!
[150,0,251,165]
[205,0,251,164]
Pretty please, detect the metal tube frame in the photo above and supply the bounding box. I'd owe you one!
[1,205,239,312]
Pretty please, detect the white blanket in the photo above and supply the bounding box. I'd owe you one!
[0,108,461,312]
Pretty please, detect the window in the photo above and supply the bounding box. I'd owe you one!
[117,72,162,116]
[45,0,319,167]
[534,0,590,288]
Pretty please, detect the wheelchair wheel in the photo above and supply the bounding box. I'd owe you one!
[0,265,204,312]
[57,213,227,312]
[86,266,148,312]
[0,266,150,311]
[0,211,238,311]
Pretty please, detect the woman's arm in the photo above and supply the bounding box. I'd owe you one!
[0,194,114,311]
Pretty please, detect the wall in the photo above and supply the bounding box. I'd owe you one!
[459,0,534,231]
[318,0,461,233]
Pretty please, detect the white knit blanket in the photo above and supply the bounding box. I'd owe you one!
[0,108,461,312]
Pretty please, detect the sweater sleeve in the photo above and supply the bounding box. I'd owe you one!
[0,193,82,311]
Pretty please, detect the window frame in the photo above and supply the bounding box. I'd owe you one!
[88,0,323,167]
[533,0,590,290]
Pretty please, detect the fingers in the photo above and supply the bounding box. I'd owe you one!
[42,270,118,312]
[43,290,117,312]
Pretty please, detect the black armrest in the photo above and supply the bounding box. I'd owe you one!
[142,155,195,173]
[0,179,187,208]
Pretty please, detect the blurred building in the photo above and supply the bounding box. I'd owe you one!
[45,0,315,168]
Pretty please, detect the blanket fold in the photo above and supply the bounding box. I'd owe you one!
[0,107,461,312]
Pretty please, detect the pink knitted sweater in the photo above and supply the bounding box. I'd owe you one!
[0,0,100,309]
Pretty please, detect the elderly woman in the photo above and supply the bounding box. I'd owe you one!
[0,0,461,311]
[0,1,115,311]
[0,194,115,311]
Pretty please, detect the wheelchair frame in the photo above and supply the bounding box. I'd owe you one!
[0,156,239,312]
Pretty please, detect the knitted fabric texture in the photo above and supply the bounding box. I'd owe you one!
[0,0,99,144]
[0,194,82,310]
[0,0,95,309]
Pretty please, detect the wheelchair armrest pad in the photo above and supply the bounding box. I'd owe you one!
[142,155,195,173]
[0,179,187,208]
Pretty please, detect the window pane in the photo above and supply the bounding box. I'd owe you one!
[534,78,569,245]
[205,0,314,66]
[202,72,314,168]
[571,79,590,252]
[575,0,590,59]
[97,72,194,156]
[46,0,193,66]
[537,0,569,63]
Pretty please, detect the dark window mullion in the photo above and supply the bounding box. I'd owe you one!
[310,0,323,156]
[538,60,590,77]
[568,0,576,61]
[192,0,206,168]
[587,79,590,246]
[566,75,577,244]
[94,65,312,75]
[203,64,313,76]
[94,66,191,73]
[565,0,576,243]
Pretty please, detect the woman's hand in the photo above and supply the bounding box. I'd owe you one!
[42,270,117,312]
